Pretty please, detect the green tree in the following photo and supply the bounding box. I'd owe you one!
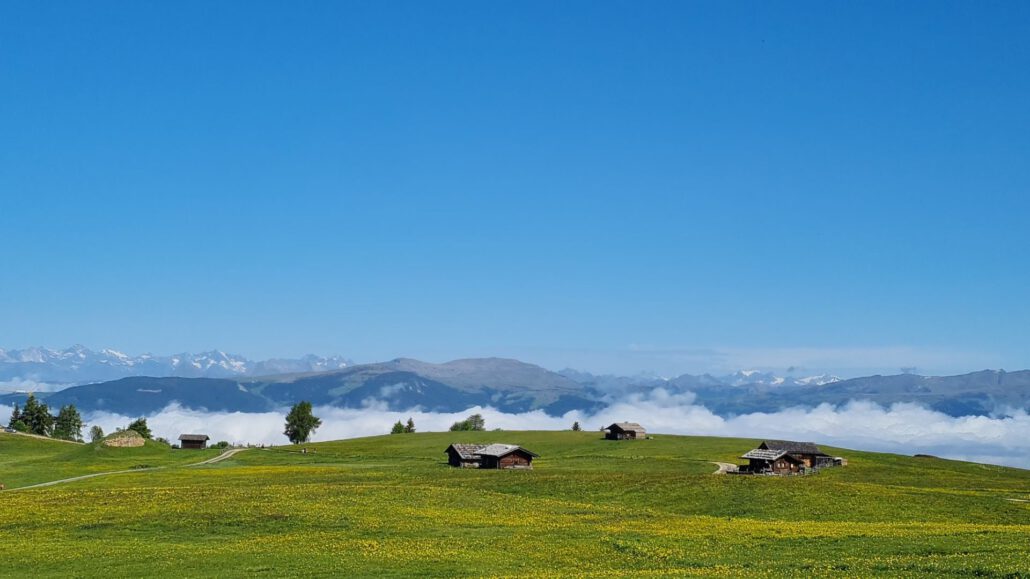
[52,405,84,441]
[404,417,416,433]
[89,425,105,443]
[8,403,21,428]
[21,394,54,436]
[572,421,581,431]
[390,420,405,434]
[11,420,28,433]
[449,413,486,432]
[284,401,321,444]
[126,417,152,439]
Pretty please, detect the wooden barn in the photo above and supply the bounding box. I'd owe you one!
[444,443,539,469]
[476,444,538,469]
[604,422,646,440]
[178,434,210,449]
[740,448,805,474]
[757,440,834,468]
[446,443,485,468]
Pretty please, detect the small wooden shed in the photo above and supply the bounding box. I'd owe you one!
[604,422,646,440]
[445,443,485,468]
[476,444,538,469]
[444,443,539,469]
[178,434,210,449]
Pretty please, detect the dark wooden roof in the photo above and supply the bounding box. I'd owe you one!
[178,434,210,442]
[606,422,646,433]
[445,443,485,460]
[759,440,828,455]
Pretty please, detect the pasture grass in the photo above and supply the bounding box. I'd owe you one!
[1,430,1027,577]
[0,431,220,488]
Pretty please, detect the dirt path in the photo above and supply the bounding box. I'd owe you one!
[187,447,249,466]
[1,431,83,445]
[711,461,738,474]
[4,448,249,492]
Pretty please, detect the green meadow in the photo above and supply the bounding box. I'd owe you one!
[0,432,221,488]
[1,430,1027,577]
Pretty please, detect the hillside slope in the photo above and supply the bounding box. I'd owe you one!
[0,431,220,487]
[0,431,1026,577]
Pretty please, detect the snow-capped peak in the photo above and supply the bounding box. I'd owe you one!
[794,374,842,386]
[722,370,842,388]
[0,345,351,385]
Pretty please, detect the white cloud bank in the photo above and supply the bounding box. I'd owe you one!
[4,388,1023,469]
[0,378,71,393]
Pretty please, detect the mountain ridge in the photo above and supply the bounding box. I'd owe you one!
[2,354,1027,419]
[0,345,352,385]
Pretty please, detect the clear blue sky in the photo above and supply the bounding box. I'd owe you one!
[2,2,1028,376]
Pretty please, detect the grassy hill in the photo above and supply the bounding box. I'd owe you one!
[0,431,1027,577]
[0,431,221,488]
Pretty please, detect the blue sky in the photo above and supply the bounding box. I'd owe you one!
[2,2,1028,376]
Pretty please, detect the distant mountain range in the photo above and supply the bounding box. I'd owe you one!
[1,357,598,416]
[0,345,351,384]
[1,348,1027,419]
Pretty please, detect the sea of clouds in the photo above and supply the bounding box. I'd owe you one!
[0,378,70,393]
[3,389,1028,469]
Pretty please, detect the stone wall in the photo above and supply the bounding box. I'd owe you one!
[103,430,145,448]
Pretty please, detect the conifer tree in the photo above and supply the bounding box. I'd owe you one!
[21,394,54,437]
[8,403,20,428]
[53,405,84,441]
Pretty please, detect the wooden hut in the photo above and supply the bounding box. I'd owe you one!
[740,448,805,474]
[445,443,485,468]
[476,444,538,469]
[444,443,539,469]
[758,440,833,468]
[604,422,646,440]
[178,434,210,449]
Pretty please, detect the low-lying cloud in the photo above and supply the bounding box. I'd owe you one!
[0,378,71,394]
[3,390,1027,469]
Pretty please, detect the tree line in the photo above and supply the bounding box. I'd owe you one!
[391,413,490,434]
[7,394,84,441]
[6,394,161,445]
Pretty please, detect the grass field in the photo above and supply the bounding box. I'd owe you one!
[1,430,1027,577]
[0,432,222,488]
